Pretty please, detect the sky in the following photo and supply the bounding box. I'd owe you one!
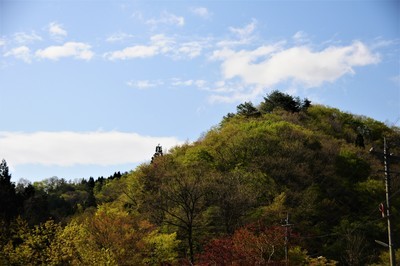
[0,0,399,183]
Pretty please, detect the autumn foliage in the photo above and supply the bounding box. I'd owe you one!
[1,92,399,265]
[198,224,288,265]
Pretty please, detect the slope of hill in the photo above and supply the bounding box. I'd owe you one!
[1,91,399,265]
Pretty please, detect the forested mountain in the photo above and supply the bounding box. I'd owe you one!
[1,91,399,265]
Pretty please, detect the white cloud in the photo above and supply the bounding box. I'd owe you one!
[211,41,380,102]
[106,32,134,43]
[209,91,252,104]
[177,42,202,58]
[217,20,258,48]
[106,34,203,60]
[35,42,94,60]
[211,44,284,79]
[126,80,163,89]
[190,7,211,19]
[146,11,185,27]
[14,31,42,44]
[4,46,32,63]
[132,11,144,20]
[171,79,207,88]
[229,19,257,38]
[0,38,6,46]
[105,45,158,60]
[208,81,260,104]
[105,34,177,60]
[292,31,309,44]
[0,131,183,167]
[194,80,207,88]
[150,34,175,53]
[48,22,67,40]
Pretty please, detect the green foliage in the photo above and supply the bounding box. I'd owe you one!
[1,92,399,265]
[288,246,309,265]
[259,90,310,113]
[48,220,117,265]
[236,101,261,117]
[306,256,338,265]
[142,231,180,265]
[370,248,400,266]
[335,148,370,182]
[2,218,61,266]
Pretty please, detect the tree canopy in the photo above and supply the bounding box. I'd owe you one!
[0,91,399,265]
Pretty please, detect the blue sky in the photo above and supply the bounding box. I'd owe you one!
[0,0,399,183]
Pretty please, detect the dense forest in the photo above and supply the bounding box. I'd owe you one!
[1,91,399,265]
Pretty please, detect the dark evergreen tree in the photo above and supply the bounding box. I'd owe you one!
[259,90,302,113]
[0,159,18,223]
[236,101,261,117]
[87,177,95,189]
[85,177,97,208]
[301,98,312,110]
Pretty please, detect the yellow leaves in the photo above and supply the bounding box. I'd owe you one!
[260,192,286,216]
[77,203,178,265]
[142,231,180,265]
[1,202,182,266]
[2,218,62,266]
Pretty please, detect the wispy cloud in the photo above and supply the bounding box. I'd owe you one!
[146,11,185,27]
[126,80,163,89]
[105,34,205,60]
[176,41,202,59]
[171,78,207,88]
[4,46,32,63]
[131,11,144,20]
[150,34,175,53]
[105,45,158,60]
[105,34,175,60]
[106,32,134,43]
[13,31,42,44]
[48,22,67,41]
[217,20,258,47]
[0,131,183,167]
[125,78,208,90]
[190,7,211,19]
[292,31,310,44]
[211,41,380,103]
[35,42,94,60]
[208,80,256,103]
[229,19,257,38]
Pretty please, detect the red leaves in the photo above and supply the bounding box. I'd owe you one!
[198,237,235,265]
[198,223,287,265]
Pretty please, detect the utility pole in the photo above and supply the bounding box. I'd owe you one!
[282,212,293,266]
[371,137,397,266]
[383,137,396,266]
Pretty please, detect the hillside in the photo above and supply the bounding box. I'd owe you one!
[1,91,399,265]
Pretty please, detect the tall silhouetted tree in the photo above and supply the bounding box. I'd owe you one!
[259,90,312,113]
[85,177,97,208]
[236,101,261,117]
[0,159,18,223]
[302,98,312,110]
[259,91,300,113]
